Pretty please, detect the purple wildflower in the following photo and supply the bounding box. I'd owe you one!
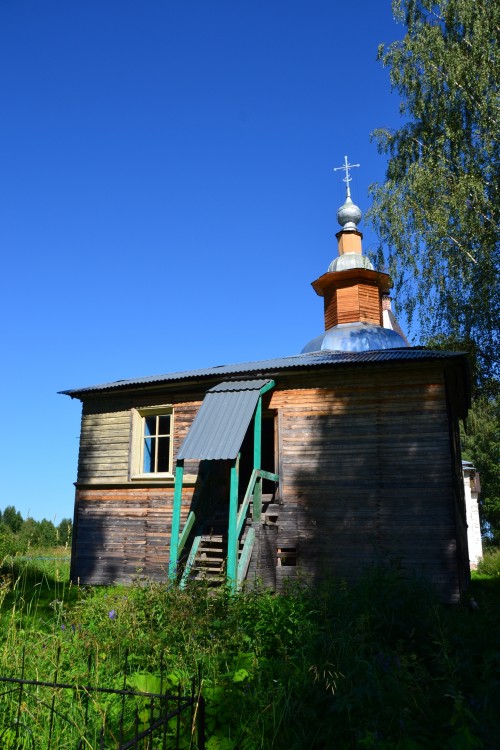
[61,624,66,631]
[108,610,117,620]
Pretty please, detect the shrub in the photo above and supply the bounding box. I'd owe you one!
[0,525,22,560]
[1,564,500,749]
[476,547,500,577]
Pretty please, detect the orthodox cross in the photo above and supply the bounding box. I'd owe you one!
[333,155,360,199]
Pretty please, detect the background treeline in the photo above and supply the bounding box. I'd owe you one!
[0,505,72,557]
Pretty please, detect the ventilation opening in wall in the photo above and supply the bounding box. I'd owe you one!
[277,547,297,566]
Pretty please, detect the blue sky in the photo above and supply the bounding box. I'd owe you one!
[0,0,406,522]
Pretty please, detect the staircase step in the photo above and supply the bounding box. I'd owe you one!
[199,536,225,543]
[182,507,255,588]
[195,567,225,575]
[199,538,225,544]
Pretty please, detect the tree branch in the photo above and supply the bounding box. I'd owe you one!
[447,235,477,264]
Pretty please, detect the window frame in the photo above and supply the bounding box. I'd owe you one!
[130,406,174,480]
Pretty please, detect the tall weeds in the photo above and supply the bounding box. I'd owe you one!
[0,556,499,749]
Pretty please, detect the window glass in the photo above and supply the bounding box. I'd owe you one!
[157,437,170,472]
[144,417,156,437]
[143,437,154,473]
[158,415,171,435]
[139,411,172,474]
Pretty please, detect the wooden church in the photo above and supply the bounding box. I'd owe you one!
[62,163,471,602]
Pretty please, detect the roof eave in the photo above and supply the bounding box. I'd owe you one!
[59,348,471,401]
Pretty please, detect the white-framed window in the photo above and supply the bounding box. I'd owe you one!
[130,406,174,478]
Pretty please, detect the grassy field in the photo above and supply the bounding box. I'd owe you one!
[1,550,500,749]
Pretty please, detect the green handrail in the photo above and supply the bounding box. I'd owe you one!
[180,466,278,590]
[259,470,279,482]
[237,526,255,588]
[178,511,196,557]
[179,532,203,589]
[176,466,214,558]
[236,468,259,537]
[236,468,279,537]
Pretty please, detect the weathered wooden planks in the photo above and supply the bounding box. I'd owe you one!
[268,369,462,600]
[71,486,192,585]
[324,282,382,327]
[77,396,202,483]
[70,359,469,601]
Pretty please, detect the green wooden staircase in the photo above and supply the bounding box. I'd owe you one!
[179,521,250,588]
[175,472,277,591]
[169,379,278,592]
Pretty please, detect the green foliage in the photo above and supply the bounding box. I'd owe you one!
[1,563,500,749]
[57,518,73,546]
[461,396,500,543]
[0,724,35,750]
[368,0,500,392]
[0,505,72,555]
[2,506,23,534]
[476,548,500,577]
[0,525,22,560]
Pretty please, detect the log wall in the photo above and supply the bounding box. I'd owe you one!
[72,389,206,584]
[267,364,466,601]
[70,361,469,600]
[71,486,192,584]
[77,392,204,483]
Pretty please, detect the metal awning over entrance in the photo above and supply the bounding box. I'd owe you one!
[177,379,273,461]
[169,378,277,590]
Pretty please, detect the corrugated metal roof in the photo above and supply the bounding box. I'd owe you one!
[177,380,271,460]
[209,379,271,393]
[60,348,468,397]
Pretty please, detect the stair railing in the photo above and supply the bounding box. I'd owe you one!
[179,527,203,589]
[176,467,213,560]
[237,527,255,587]
[235,468,279,588]
[179,466,279,590]
[236,469,279,537]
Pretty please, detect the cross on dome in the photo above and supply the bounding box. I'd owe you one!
[333,155,360,200]
[334,155,362,231]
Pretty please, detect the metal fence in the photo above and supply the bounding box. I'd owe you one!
[0,649,205,749]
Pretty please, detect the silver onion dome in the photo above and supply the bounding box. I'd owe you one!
[337,195,362,231]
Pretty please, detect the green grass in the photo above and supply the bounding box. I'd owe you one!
[0,550,74,635]
[475,547,500,578]
[1,553,500,749]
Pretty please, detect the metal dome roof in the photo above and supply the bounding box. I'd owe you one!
[301,322,409,354]
[328,252,374,272]
[336,195,362,231]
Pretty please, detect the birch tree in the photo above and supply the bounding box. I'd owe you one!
[368,0,499,394]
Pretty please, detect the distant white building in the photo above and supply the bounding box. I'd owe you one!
[463,461,482,568]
